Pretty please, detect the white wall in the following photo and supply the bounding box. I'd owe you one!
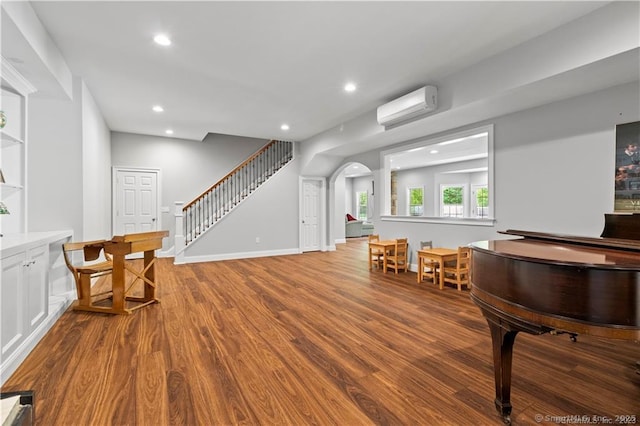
[28,78,112,243]
[28,77,83,236]
[334,171,346,242]
[81,81,111,240]
[350,175,373,218]
[340,81,639,265]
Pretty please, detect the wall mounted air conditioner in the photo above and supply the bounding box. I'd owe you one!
[377,85,437,127]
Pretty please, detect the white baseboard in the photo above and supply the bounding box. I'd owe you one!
[0,292,74,386]
[181,248,300,264]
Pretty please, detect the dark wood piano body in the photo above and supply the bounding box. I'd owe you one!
[470,214,640,424]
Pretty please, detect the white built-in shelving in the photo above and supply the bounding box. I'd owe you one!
[1,58,34,235]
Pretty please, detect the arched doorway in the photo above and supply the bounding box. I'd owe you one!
[328,162,374,247]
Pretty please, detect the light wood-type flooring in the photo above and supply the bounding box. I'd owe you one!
[2,238,639,425]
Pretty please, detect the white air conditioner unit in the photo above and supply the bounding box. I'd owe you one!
[377,85,437,127]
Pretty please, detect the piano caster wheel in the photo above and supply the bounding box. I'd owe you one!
[502,415,512,425]
[569,334,577,342]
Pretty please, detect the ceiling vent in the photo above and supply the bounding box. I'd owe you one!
[377,85,437,128]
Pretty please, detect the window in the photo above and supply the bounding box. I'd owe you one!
[356,191,368,220]
[381,124,494,223]
[472,185,489,218]
[441,185,464,217]
[408,187,424,216]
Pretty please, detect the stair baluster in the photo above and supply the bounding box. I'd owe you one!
[181,140,293,247]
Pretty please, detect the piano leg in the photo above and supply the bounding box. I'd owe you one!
[487,320,519,425]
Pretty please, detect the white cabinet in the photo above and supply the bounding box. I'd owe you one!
[24,244,48,331]
[0,245,48,362]
[0,231,73,386]
[1,251,26,360]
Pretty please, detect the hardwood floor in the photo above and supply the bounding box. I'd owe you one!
[3,239,639,425]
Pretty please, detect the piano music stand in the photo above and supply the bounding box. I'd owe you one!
[73,231,169,315]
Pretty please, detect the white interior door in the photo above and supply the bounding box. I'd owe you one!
[301,179,322,252]
[114,168,159,236]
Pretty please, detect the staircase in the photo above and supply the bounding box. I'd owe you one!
[175,140,293,255]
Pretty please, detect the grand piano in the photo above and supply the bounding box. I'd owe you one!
[470,213,640,424]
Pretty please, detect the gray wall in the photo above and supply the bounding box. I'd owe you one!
[81,80,112,241]
[185,155,300,258]
[340,81,639,265]
[394,159,487,217]
[111,132,290,253]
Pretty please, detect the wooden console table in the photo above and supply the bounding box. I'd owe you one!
[75,231,168,315]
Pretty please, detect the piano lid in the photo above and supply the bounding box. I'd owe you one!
[471,238,640,269]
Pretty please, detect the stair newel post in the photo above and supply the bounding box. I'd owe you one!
[175,201,185,263]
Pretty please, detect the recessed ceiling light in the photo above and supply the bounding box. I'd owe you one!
[165,129,174,135]
[154,34,172,46]
[430,150,439,154]
[281,124,290,131]
[344,82,357,92]
[152,105,164,112]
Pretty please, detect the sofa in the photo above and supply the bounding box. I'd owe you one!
[345,220,363,237]
[345,216,375,238]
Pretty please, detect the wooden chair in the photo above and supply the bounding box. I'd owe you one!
[385,238,408,274]
[63,240,114,312]
[369,234,384,269]
[419,240,439,284]
[441,246,471,291]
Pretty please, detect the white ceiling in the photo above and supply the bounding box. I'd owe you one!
[22,1,610,144]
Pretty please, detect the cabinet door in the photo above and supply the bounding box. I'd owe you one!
[25,245,48,330]
[1,251,26,358]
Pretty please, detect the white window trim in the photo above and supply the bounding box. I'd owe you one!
[471,183,489,218]
[439,183,467,218]
[380,124,495,226]
[356,190,368,220]
[407,186,424,216]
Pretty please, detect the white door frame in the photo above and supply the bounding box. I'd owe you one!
[112,167,161,236]
[299,177,326,252]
